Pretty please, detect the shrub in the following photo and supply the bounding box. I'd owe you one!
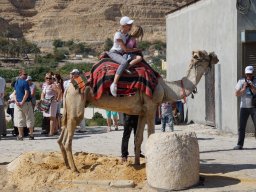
[53,48,69,61]
[104,38,113,51]
[34,111,43,127]
[53,39,65,48]
[58,62,93,76]
[86,112,107,126]
[138,41,151,50]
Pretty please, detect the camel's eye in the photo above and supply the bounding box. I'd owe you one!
[193,53,199,59]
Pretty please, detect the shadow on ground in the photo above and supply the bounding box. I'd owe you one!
[196,174,240,188]
[200,163,256,174]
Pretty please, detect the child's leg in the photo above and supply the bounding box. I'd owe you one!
[161,115,166,132]
[129,55,142,67]
[167,113,174,132]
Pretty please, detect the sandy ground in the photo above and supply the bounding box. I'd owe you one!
[0,123,256,191]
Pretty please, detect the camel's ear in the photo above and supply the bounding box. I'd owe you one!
[209,52,215,57]
[199,50,207,58]
[192,51,195,56]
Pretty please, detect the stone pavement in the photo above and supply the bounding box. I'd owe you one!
[0,123,256,191]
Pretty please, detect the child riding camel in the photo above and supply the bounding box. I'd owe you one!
[108,16,142,97]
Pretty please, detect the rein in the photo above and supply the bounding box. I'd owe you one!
[180,80,187,103]
[186,54,213,100]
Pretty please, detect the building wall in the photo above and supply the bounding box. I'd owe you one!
[166,0,238,132]
[237,1,256,131]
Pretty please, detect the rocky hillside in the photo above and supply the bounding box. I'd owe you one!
[0,0,194,49]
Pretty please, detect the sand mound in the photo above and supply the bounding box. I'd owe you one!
[6,152,146,191]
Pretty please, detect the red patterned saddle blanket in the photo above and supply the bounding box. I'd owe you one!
[87,58,160,100]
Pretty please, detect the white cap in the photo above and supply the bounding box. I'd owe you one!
[70,69,80,74]
[26,76,32,81]
[245,66,254,74]
[120,16,134,26]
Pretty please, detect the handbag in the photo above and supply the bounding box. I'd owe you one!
[248,87,256,107]
[252,95,256,107]
[37,97,53,112]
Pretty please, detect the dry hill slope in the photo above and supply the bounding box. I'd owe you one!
[0,0,194,48]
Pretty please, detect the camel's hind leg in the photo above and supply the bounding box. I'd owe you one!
[134,115,147,165]
[57,127,70,169]
[64,118,78,172]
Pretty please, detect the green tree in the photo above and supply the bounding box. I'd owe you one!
[53,39,64,48]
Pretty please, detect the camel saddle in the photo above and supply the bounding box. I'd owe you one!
[86,58,160,99]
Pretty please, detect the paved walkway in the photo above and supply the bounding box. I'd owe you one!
[0,123,256,191]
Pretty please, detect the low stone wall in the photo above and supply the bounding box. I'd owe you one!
[145,132,199,190]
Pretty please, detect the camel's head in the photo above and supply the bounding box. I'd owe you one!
[191,50,219,68]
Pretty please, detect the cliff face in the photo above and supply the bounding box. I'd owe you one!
[0,0,194,48]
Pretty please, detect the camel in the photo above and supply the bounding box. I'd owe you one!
[58,50,219,172]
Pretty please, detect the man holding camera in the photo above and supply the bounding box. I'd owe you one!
[234,66,256,150]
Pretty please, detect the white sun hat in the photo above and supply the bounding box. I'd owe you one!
[120,16,134,26]
[70,69,80,74]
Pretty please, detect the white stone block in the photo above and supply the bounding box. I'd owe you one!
[145,132,199,190]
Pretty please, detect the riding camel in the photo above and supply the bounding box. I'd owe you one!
[58,50,219,172]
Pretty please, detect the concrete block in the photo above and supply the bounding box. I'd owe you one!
[145,132,199,190]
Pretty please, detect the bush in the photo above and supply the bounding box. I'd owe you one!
[34,111,43,127]
[53,48,69,61]
[86,112,107,126]
[53,39,65,48]
[104,38,113,51]
[152,40,166,50]
[92,112,104,120]
[0,69,19,82]
[138,41,151,50]
[58,62,93,75]
[6,120,13,129]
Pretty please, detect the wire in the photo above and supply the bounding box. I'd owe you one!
[236,0,251,14]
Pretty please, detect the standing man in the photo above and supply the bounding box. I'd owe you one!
[121,114,144,162]
[14,70,35,140]
[0,75,7,138]
[234,66,256,150]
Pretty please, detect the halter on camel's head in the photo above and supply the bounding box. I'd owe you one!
[187,50,219,97]
[190,50,219,71]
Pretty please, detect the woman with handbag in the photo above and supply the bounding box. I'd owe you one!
[41,73,61,136]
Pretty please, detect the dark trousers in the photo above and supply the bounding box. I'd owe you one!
[237,108,256,146]
[121,114,139,158]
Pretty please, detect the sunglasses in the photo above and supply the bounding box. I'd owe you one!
[45,77,52,80]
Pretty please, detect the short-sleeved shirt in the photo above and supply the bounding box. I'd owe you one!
[235,78,256,108]
[15,79,31,102]
[43,84,56,99]
[110,31,128,54]
[126,37,137,48]
[161,102,172,115]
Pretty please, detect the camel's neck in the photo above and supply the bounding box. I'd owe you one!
[162,62,207,102]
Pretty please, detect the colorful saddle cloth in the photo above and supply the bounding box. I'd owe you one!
[88,58,160,99]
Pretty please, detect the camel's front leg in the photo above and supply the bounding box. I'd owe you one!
[57,127,70,169]
[134,115,146,165]
[64,118,78,172]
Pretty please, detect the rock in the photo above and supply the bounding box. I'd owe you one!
[110,180,135,188]
[145,132,199,190]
